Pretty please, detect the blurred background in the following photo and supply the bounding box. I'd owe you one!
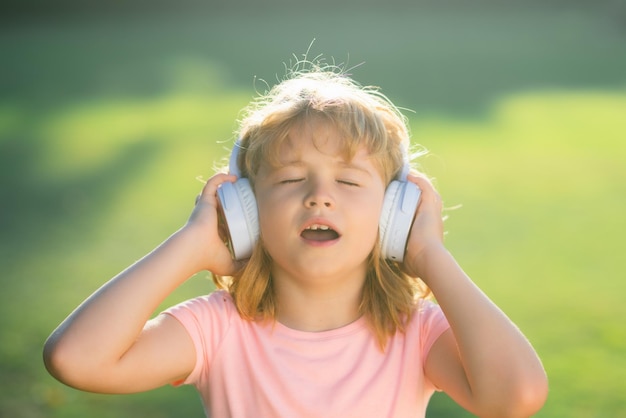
[1,1,625,417]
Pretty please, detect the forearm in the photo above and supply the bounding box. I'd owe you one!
[44,227,204,379]
[415,244,547,412]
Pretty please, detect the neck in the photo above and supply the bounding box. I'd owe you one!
[272,271,365,332]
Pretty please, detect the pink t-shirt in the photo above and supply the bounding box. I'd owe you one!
[165,290,449,418]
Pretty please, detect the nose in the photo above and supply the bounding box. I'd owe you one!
[304,180,335,209]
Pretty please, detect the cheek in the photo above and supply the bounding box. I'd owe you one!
[349,195,384,238]
[256,194,290,237]
[352,190,385,218]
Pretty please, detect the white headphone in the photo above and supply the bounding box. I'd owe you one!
[217,141,421,261]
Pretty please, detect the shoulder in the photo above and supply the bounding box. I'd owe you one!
[415,298,445,319]
[407,298,450,358]
[163,290,237,332]
[167,289,233,311]
[408,298,447,324]
[161,290,239,386]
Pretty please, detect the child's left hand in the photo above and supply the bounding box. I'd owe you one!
[402,173,445,278]
[403,174,549,417]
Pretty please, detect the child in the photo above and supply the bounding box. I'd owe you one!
[44,63,548,417]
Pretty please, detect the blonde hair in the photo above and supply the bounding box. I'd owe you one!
[213,64,430,350]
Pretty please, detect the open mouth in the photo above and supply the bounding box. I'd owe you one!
[300,224,340,242]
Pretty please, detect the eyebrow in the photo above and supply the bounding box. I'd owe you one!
[276,158,305,166]
[337,161,375,177]
[276,157,372,174]
[270,150,379,181]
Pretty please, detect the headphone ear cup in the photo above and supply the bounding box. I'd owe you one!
[379,180,400,259]
[379,180,421,262]
[216,179,259,260]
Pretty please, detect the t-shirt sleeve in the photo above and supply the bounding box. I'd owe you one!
[163,290,234,387]
[418,298,450,369]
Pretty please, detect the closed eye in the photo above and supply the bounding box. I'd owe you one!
[280,178,304,184]
[337,179,360,187]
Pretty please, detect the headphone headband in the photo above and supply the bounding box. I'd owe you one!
[228,140,243,177]
[398,145,410,181]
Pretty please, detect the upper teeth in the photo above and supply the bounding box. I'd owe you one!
[306,224,330,231]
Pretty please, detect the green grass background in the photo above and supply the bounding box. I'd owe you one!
[1,4,625,417]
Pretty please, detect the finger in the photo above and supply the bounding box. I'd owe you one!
[196,173,238,205]
[407,173,442,208]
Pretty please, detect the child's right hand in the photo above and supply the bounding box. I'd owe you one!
[42,174,244,394]
[183,173,244,276]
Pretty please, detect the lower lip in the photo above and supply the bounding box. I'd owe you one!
[300,236,340,247]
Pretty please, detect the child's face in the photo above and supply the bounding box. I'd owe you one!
[254,119,386,288]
